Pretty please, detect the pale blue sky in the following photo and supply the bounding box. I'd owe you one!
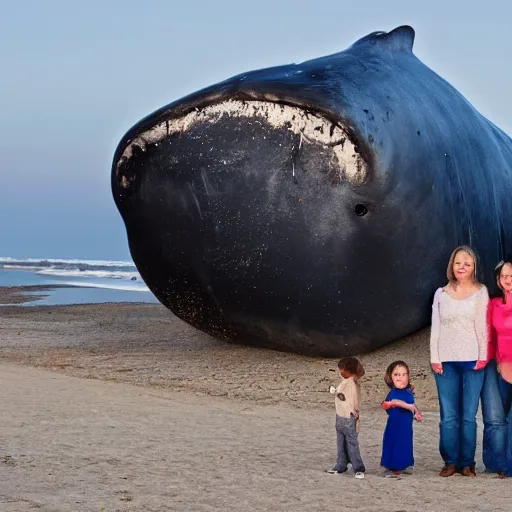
[1,0,511,260]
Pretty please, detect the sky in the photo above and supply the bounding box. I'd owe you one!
[1,0,511,261]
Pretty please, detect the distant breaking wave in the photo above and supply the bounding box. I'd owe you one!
[0,256,151,292]
[0,257,135,268]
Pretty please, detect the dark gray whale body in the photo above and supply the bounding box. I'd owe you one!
[112,26,512,356]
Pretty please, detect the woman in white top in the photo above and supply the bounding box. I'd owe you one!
[430,245,488,478]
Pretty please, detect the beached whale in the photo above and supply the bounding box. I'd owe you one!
[111,25,512,356]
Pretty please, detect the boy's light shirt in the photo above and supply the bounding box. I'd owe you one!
[330,376,361,426]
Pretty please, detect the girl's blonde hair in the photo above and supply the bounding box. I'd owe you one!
[446,245,480,284]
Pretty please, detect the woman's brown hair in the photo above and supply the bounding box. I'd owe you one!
[446,245,480,284]
[495,259,512,304]
[338,357,365,378]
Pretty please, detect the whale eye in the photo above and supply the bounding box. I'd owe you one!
[354,204,368,217]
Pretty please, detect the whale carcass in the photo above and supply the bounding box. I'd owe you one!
[112,26,512,356]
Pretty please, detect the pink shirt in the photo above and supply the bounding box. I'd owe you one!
[487,297,512,363]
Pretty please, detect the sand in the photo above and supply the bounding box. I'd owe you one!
[0,290,509,511]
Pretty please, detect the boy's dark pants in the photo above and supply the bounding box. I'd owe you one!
[334,414,365,472]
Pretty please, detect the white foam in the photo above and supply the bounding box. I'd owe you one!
[59,281,150,292]
[0,257,142,283]
[36,269,139,280]
[3,265,42,272]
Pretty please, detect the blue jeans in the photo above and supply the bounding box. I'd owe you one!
[498,374,512,414]
[481,360,507,472]
[334,415,365,473]
[434,361,484,468]
[497,374,512,475]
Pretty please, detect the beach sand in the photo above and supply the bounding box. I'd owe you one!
[0,289,507,511]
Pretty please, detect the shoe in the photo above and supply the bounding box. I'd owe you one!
[498,472,507,479]
[384,471,401,479]
[402,467,414,475]
[354,472,365,479]
[326,467,346,474]
[462,466,476,477]
[439,464,456,477]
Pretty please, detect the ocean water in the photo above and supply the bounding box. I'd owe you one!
[0,257,160,306]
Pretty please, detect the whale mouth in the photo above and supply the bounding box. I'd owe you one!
[114,99,369,191]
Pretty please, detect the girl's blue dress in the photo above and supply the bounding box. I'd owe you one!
[381,387,414,471]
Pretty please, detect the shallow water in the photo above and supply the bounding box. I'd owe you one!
[0,269,159,306]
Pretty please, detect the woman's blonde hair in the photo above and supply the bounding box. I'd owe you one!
[446,245,479,283]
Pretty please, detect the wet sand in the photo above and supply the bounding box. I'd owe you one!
[0,287,507,511]
[0,284,71,305]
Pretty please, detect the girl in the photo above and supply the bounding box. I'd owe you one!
[327,357,366,479]
[381,360,423,478]
[482,258,512,478]
[430,246,488,477]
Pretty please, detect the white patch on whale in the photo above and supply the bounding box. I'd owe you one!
[117,100,368,186]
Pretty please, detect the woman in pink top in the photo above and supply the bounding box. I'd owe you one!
[481,258,512,478]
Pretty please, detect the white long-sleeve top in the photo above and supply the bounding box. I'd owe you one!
[429,285,489,364]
